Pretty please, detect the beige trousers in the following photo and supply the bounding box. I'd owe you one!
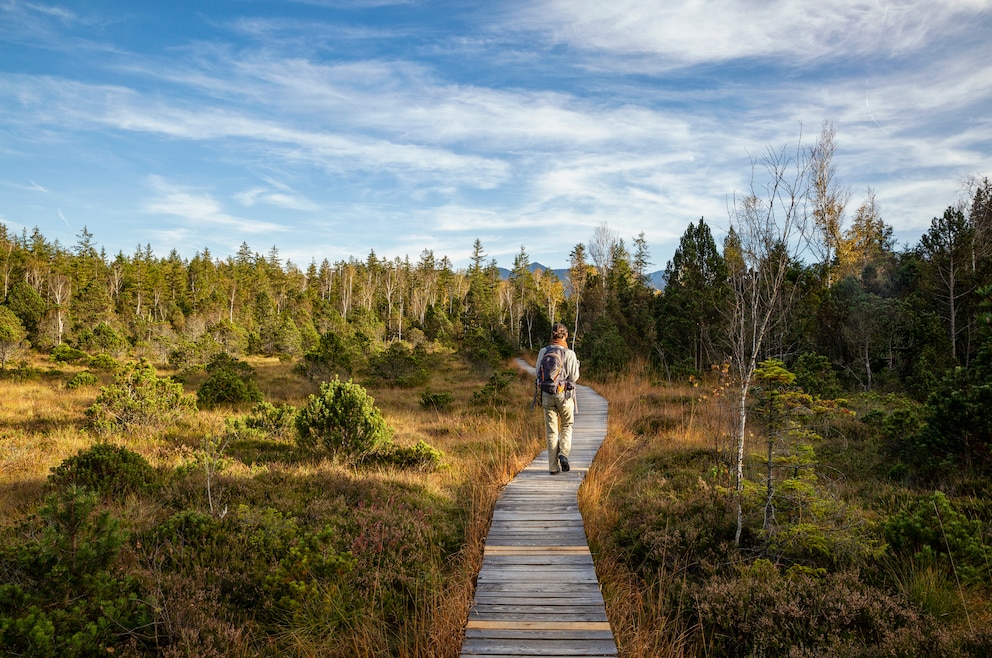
[542,391,574,472]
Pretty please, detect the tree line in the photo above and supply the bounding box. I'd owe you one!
[1,123,989,408]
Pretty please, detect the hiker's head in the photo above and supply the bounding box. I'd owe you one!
[552,323,568,340]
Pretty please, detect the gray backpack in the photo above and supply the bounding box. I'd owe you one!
[536,345,568,394]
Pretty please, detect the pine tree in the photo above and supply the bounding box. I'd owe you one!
[657,218,730,374]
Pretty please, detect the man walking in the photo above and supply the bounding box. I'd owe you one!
[535,323,580,474]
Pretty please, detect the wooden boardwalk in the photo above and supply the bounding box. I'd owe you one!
[460,361,617,657]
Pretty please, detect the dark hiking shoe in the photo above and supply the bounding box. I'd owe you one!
[558,454,570,472]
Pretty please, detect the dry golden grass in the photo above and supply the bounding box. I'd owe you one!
[1,373,99,522]
[1,351,542,657]
[578,360,727,658]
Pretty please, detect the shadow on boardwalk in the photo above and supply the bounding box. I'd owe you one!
[459,358,618,657]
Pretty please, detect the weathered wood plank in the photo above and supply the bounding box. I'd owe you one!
[472,597,606,606]
[460,638,619,656]
[460,361,617,658]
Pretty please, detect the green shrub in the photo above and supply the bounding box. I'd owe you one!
[0,487,152,656]
[366,342,429,388]
[296,330,358,381]
[606,468,737,578]
[471,369,516,406]
[264,524,356,621]
[75,322,128,356]
[460,326,511,368]
[582,318,631,377]
[296,378,393,456]
[360,440,445,471]
[50,343,89,364]
[85,358,197,433]
[0,304,28,368]
[87,353,119,372]
[158,508,220,550]
[899,365,992,479]
[206,319,248,355]
[196,356,263,408]
[240,401,299,439]
[65,370,98,389]
[793,351,843,398]
[47,442,159,499]
[883,491,992,586]
[205,351,253,375]
[0,361,41,382]
[167,333,224,371]
[420,387,455,411]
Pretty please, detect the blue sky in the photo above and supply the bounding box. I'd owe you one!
[1,0,990,272]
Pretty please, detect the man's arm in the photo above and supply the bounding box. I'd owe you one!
[566,350,580,383]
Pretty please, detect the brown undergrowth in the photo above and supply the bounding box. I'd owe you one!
[579,360,992,657]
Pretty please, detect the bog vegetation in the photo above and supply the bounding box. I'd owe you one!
[2,124,992,656]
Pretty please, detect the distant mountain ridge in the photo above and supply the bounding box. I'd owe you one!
[497,262,665,291]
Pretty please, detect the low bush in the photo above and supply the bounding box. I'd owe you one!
[48,442,159,499]
[166,333,224,371]
[238,401,298,440]
[66,370,98,389]
[75,322,128,356]
[296,330,358,381]
[460,326,512,369]
[605,467,737,578]
[87,353,119,372]
[420,387,455,411]
[366,342,429,388]
[471,369,516,406]
[883,491,992,586]
[901,366,992,480]
[359,440,445,471]
[50,343,89,364]
[0,361,42,381]
[0,487,153,656]
[690,565,940,656]
[196,355,263,408]
[296,378,393,457]
[86,359,197,433]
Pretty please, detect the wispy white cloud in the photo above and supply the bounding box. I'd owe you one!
[1,178,50,193]
[0,0,989,269]
[142,175,287,235]
[2,74,511,189]
[234,184,320,211]
[506,0,991,66]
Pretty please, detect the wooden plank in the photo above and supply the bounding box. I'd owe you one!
[462,637,617,658]
[465,623,613,632]
[472,597,606,606]
[464,630,615,641]
[461,361,618,658]
[484,545,591,551]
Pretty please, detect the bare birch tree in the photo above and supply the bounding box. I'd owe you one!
[727,136,815,544]
[568,244,589,349]
[589,223,619,289]
[810,121,850,287]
